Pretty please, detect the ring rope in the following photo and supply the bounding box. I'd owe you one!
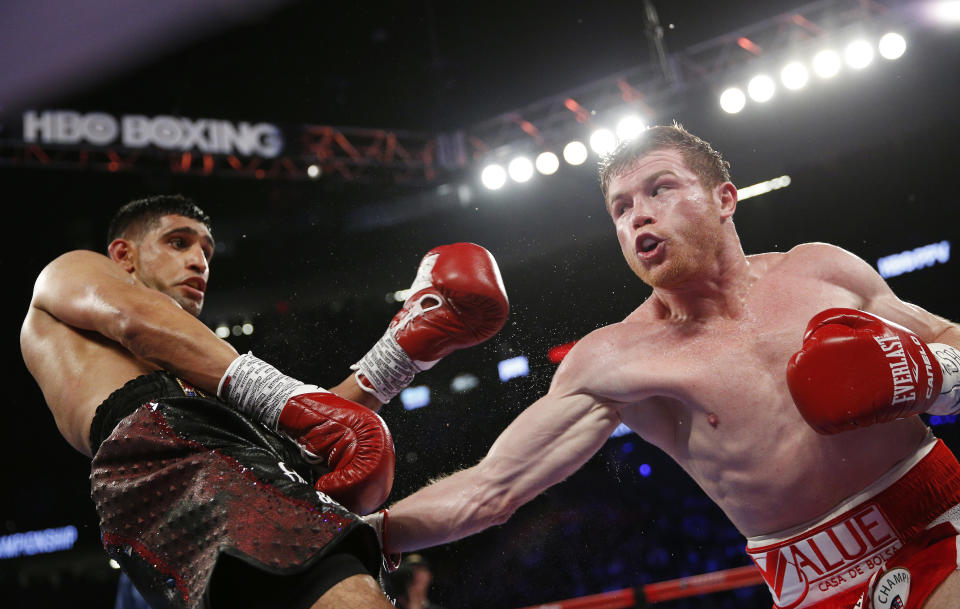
[515,564,764,609]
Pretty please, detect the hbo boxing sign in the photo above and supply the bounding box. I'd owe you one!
[22,110,283,158]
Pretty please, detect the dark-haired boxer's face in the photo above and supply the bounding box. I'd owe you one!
[133,214,214,316]
[606,148,727,288]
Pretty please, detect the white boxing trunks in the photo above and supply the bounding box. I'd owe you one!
[746,433,960,609]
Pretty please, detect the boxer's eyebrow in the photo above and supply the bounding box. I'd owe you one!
[161,226,216,257]
[606,169,678,210]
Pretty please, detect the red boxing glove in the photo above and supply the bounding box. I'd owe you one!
[353,242,509,403]
[277,392,395,515]
[219,353,395,515]
[786,308,942,434]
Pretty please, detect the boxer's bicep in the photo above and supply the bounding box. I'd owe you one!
[798,242,958,343]
[32,250,144,337]
[824,245,959,343]
[864,293,960,345]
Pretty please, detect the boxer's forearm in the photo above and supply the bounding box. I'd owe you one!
[386,392,621,552]
[929,322,960,350]
[387,463,516,552]
[329,375,383,412]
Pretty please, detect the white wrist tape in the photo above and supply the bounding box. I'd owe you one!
[218,353,319,429]
[929,343,960,416]
[351,330,423,404]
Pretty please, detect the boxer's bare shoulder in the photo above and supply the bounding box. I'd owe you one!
[21,250,158,457]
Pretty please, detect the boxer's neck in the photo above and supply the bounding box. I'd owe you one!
[650,237,753,324]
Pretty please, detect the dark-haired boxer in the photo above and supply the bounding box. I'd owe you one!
[366,124,960,609]
[20,194,508,609]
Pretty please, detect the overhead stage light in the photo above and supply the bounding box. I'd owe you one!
[615,116,646,141]
[535,151,560,175]
[481,164,507,190]
[719,87,746,114]
[878,32,906,60]
[737,175,791,201]
[747,74,775,102]
[844,39,874,69]
[508,156,534,183]
[306,164,321,178]
[589,128,617,155]
[563,141,588,165]
[931,1,960,24]
[780,62,809,90]
[812,49,842,78]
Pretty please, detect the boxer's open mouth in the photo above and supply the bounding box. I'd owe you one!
[636,233,664,260]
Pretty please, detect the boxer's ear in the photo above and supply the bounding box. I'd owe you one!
[717,182,737,220]
[108,238,137,273]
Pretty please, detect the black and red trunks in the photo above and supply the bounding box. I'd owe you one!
[89,371,381,609]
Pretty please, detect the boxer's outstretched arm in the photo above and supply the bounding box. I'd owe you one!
[31,250,238,393]
[385,375,622,552]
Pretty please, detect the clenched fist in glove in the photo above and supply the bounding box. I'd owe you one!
[786,308,960,434]
[353,242,509,404]
[219,353,395,515]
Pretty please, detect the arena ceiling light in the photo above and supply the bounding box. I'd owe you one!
[507,156,534,183]
[563,140,589,165]
[306,164,321,178]
[450,373,480,394]
[747,74,775,102]
[400,386,430,410]
[615,115,646,141]
[535,151,560,175]
[481,163,507,190]
[737,175,791,201]
[780,62,810,90]
[718,32,908,118]
[844,39,874,69]
[812,49,842,78]
[589,128,618,155]
[930,0,960,24]
[719,87,747,114]
[878,32,907,60]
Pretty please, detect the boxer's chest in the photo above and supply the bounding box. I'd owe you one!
[654,273,862,410]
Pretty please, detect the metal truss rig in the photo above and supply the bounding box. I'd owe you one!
[0,123,437,185]
[462,0,903,160]
[0,0,903,183]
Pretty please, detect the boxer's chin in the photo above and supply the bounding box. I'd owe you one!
[631,255,694,289]
[170,292,203,317]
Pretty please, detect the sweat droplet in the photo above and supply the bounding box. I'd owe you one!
[707,413,719,428]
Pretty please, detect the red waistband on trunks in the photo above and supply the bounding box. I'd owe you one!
[745,439,960,609]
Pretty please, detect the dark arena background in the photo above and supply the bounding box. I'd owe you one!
[4,1,960,607]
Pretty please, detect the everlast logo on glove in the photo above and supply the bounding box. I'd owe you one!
[873,335,919,405]
[873,334,936,404]
[748,505,902,609]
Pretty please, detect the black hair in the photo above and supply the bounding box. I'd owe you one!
[106,194,212,248]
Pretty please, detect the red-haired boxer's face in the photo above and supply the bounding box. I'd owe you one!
[606,147,729,289]
[132,214,214,317]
